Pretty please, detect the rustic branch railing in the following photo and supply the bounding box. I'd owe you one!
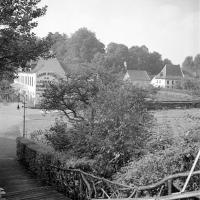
[16,138,200,199]
[46,164,200,199]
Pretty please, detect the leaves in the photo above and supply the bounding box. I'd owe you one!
[41,66,153,178]
[0,0,52,80]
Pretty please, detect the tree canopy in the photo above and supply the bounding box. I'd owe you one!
[182,54,200,78]
[41,66,153,177]
[62,28,105,64]
[0,0,52,80]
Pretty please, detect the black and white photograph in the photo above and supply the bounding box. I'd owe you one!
[0,0,200,199]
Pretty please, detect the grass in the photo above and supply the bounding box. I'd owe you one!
[154,88,197,101]
[152,108,200,138]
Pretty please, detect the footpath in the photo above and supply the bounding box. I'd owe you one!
[0,137,70,200]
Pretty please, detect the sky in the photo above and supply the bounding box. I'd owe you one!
[34,0,200,65]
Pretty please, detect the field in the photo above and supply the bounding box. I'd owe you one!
[154,89,196,101]
[152,108,200,138]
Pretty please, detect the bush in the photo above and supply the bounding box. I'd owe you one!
[39,67,155,178]
[114,126,200,191]
[180,78,200,96]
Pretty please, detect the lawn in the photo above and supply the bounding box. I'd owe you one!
[152,108,200,138]
[154,89,196,101]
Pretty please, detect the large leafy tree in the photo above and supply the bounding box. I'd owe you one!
[48,32,68,62]
[41,66,153,177]
[105,43,129,72]
[63,28,105,64]
[0,0,52,80]
[182,56,194,76]
[194,54,200,77]
[127,45,171,75]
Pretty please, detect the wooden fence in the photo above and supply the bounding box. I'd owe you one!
[47,165,200,199]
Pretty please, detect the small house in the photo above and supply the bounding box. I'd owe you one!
[151,64,184,88]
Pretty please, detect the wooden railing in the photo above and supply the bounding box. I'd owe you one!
[46,164,200,199]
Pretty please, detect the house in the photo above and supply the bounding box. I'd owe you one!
[13,58,66,107]
[151,64,184,88]
[123,70,151,87]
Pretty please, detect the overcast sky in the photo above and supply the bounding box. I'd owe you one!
[34,0,200,65]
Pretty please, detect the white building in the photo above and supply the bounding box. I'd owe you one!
[13,58,66,107]
[151,64,184,88]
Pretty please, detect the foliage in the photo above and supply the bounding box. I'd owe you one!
[48,28,173,75]
[179,78,200,96]
[127,45,172,75]
[62,28,105,64]
[182,54,200,78]
[47,32,68,63]
[0,0,52,80]
[0,79,17,102]
[105,42,129,72]
[41,67,153,178]
[114,121,200,191]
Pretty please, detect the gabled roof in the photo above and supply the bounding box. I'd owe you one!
[31,58,66,73]
[126,70,150,81]
[155,64,183,79]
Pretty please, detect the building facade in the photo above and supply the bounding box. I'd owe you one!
[13,58,66,107]
[151,64,184,88]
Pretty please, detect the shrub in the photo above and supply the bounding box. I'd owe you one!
[114,126,200,191]
[40,66,154,178]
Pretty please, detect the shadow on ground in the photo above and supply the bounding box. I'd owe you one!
[0,137,16,158]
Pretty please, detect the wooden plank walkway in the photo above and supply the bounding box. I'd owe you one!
[0,137,70,200]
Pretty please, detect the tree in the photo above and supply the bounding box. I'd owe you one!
[194,54,200,78]
[0,0,52,80]
[48,32,68,62]
[41,66,153,177]
[127,46,164,75]
[63,28,105,64]
[105,43,129,72]
[147,52,163,75]
[163,58,172,65]
[182,56,194,76]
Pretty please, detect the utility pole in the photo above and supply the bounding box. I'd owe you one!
[17,94,26,138]
[23,96,26,138]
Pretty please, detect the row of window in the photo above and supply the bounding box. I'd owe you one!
[166,80,178,85]
[18,75,34,86]
[156,79,178,85]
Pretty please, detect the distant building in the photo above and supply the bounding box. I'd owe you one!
[123,70,151,87]
[151,64,184,88]
[13,58,66,107]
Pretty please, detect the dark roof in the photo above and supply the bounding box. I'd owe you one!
[31,58,64,73]
[155,64,183,79]
[126,70,150,81]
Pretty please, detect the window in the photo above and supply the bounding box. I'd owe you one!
[172,80,174,85]
[167,80,169,84]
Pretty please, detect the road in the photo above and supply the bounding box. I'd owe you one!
[0,102,60,139]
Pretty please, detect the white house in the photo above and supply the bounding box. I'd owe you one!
[151,64,184,88]
[123,70,151,87]
[13,58,66,107]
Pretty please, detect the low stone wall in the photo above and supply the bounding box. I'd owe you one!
[16,137,83,199]
[16,137,134,199]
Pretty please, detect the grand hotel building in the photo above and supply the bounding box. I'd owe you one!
[13,58,66,107]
